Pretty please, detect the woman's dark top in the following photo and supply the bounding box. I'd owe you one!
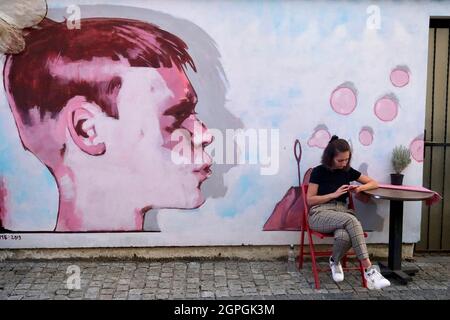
[309,165,361,203]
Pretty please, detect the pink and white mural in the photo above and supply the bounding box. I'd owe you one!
[3,17,213,232]
[359,127,374,146]
[308,125,331,149]
[390,66,410,88]
[0,0,448,248]
[330,83,358,116]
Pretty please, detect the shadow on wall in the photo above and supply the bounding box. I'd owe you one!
[354,162,384,232]
[48,5,244,231]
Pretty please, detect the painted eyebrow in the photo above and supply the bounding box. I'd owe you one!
[163,96,197,116]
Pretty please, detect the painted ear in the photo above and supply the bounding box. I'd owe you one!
[67,106,106,156]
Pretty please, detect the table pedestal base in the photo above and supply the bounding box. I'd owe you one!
[378,262,419,285]
[362,188,435,286]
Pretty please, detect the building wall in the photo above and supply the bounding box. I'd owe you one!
[0,0,449,249]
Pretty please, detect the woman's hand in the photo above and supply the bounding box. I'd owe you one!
[348,185,361,193]
[332,185,350,199]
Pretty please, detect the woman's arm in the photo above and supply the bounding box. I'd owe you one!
[306,183,350,206]
[353,175,378,193]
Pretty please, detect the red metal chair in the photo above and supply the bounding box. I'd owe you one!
[297,168,367,289]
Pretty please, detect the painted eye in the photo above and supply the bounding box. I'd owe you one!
[176,110,197,123]
[165,112,198,133]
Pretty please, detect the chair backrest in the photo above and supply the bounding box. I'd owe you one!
[301,168,313,222]
[300,183,311,231]
[302,168,313,186]
[299,168,314,231]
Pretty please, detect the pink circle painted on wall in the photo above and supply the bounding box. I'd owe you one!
[410,137,424,162]
[359,127,374,146]
[374,96,398,122]
[308,128,331,149]
[390,68,410,87]
[330,86,357,115]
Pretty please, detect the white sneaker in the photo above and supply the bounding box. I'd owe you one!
[329,256,344,282]
[364,265,391,290]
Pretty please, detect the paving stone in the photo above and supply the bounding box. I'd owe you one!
[25,290,42,297]
[117,285,129,291]
[55,289,70,295]
[15,283,32,290]
[100,288,115,295]
[215,290,230,298]
[200,291,215,298]
[0,254,448,300]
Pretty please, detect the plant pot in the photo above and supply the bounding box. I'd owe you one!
[390,173,404,186]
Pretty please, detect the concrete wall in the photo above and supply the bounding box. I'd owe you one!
[0,244,414,261]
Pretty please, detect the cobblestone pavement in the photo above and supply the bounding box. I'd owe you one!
[0,254,449,300]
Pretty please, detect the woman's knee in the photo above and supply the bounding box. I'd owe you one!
[343,214,362,228]
[334,229,351,243]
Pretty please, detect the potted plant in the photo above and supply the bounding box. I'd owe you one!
[391,145,411,185]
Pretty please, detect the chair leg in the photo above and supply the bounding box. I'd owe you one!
[299,230,305,269]
[359,260,367,288]
[342,255,348,268]
[308,234,320,290]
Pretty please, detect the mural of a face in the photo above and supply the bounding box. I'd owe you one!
[39,66,211,231]
[58,66,213,231]
[101,66,213,210]
[3,17,214,232]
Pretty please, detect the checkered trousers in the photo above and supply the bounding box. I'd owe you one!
[308,201,369,261]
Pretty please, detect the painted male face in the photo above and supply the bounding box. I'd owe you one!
[104,66,212,211]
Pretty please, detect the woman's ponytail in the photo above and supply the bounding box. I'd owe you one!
[329,135,339,144]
